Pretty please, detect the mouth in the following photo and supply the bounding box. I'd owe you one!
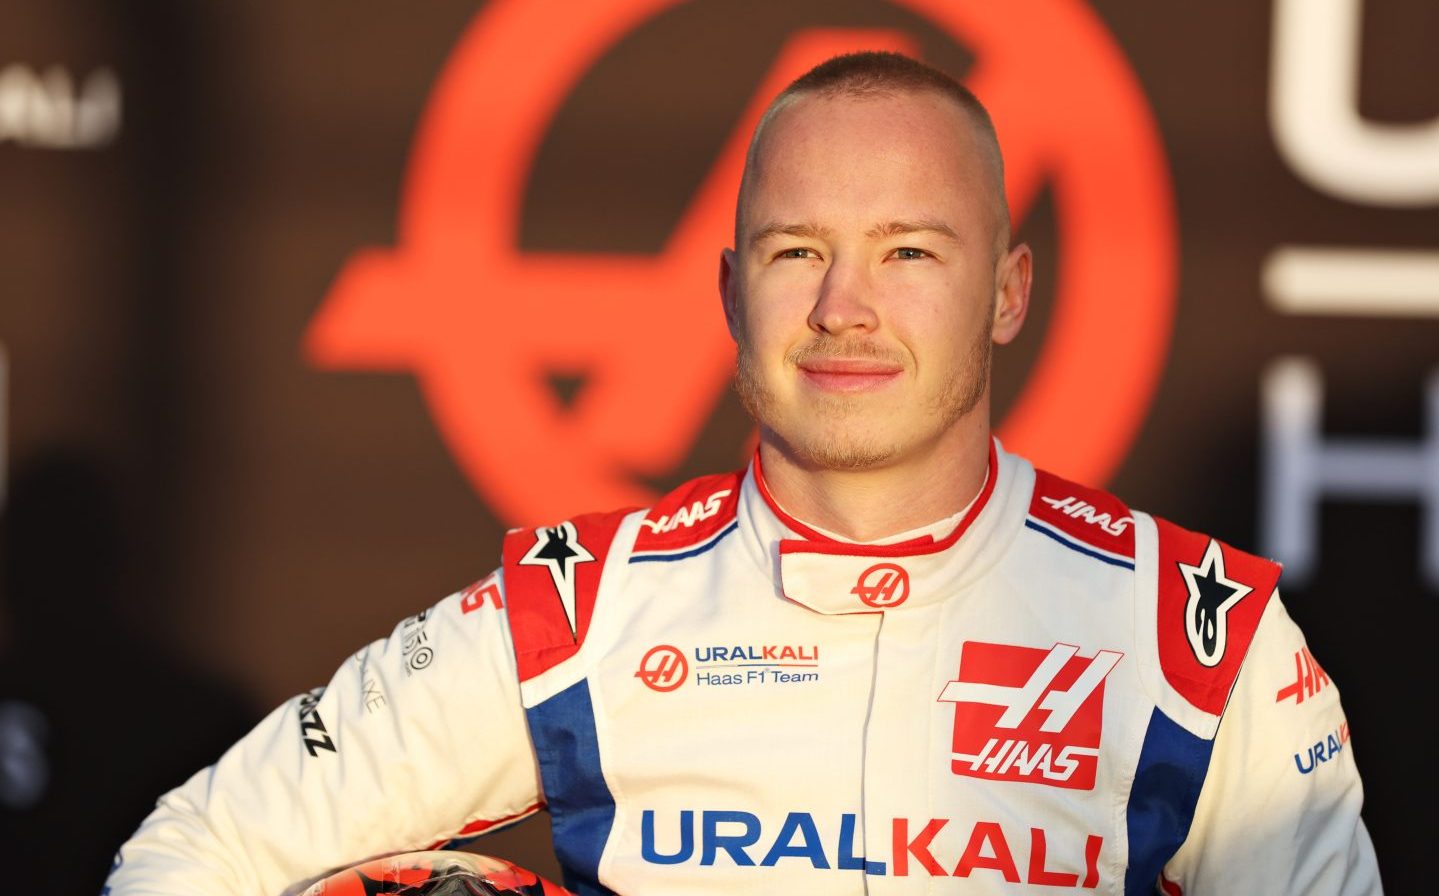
[797,358,903,393]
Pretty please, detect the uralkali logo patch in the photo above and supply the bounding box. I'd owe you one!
[639,643,822,691]
[639,809,1103,885]
[692,643,821,688]
[938,641,1122,790]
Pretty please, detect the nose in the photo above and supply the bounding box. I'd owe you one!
[807,255,879,335]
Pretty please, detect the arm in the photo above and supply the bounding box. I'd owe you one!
[104,571,543,895]
[1164,594,1381,894]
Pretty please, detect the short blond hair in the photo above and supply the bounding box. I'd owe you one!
[737,51,1008,252]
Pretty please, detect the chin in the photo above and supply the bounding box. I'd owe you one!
[739,363,909,471]
[784,425,904,472]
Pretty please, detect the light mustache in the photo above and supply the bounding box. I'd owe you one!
[786,337,905,368]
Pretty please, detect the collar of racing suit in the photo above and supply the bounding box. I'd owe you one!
[736,438,1030,614]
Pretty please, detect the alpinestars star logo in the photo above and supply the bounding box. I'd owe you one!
[519,521,595,639]
[1177,539,1253,667]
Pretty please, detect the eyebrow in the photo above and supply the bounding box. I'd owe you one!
[865,219,961,242]
[748,221,833,248]
[748,219,960,249]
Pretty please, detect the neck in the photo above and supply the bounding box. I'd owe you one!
[758,419,992,542]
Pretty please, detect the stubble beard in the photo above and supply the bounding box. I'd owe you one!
[735,327,992,472]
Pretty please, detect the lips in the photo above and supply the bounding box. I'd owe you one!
[798,357,903,392]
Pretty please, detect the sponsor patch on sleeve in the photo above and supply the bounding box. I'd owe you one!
[1154,519,1280,717]
[502,508,630,681]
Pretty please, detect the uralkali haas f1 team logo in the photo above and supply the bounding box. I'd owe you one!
[306,0,1175,526]
[939,641,1122,790]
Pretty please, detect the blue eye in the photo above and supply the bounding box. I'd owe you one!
[894,247,929,260]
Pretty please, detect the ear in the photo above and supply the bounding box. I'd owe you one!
[992,243,1032,346]
[719,248,741,342]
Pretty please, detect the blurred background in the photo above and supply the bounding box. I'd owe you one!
[1,0,1433,891]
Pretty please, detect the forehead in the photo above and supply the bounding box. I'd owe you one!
[742,90,993,232]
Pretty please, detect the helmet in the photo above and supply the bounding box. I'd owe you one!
[300,850,574,896]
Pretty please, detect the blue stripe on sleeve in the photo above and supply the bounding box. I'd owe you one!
[525,679,618,895]
[1124,707,1214,894]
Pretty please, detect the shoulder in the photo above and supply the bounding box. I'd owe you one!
[629,470,742,561]
[1027,463,1283,722]
[498,469,744,681]
[1025,466,1138,568]
[1144,512,1283,718]
[500,469,744,571]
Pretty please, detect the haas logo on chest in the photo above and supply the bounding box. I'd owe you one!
[938,642,1122,790]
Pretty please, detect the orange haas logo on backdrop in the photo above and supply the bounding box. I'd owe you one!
[305,0,1175,526]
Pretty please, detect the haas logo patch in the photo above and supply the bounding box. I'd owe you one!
[852,563,911,608]
[939,641,1122,790]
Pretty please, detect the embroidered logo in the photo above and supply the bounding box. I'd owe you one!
[519,522,595,638]
[1176,539,1252,667]
[939,642,1122,790]
[852,563,910,608]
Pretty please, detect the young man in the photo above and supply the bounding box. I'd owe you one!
[108,53,1380,895]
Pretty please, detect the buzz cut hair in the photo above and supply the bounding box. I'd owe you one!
[737,51,1009,249]
[780,50,994,131]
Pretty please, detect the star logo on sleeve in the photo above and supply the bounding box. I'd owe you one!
[1177,538,1253,667]
[519,521,595,639]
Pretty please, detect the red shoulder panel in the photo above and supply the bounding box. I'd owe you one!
[502,507,632,682]
[1154,517,1281,716]
[1029,469,1136,559]
[631,471,742,555]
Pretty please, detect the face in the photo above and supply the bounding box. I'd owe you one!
[721,90,1031,472]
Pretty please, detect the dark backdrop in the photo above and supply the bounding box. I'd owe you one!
[1,1,1433,891]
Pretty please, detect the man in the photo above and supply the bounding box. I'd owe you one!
[107,52,1380,895]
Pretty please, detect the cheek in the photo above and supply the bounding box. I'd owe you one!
[733,305,787,379]
[741,277,815,349]
[886,279,990,367]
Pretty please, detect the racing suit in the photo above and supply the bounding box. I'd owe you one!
[106,442,1381,894]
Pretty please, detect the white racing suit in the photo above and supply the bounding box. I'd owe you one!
[106,442,1381,894]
